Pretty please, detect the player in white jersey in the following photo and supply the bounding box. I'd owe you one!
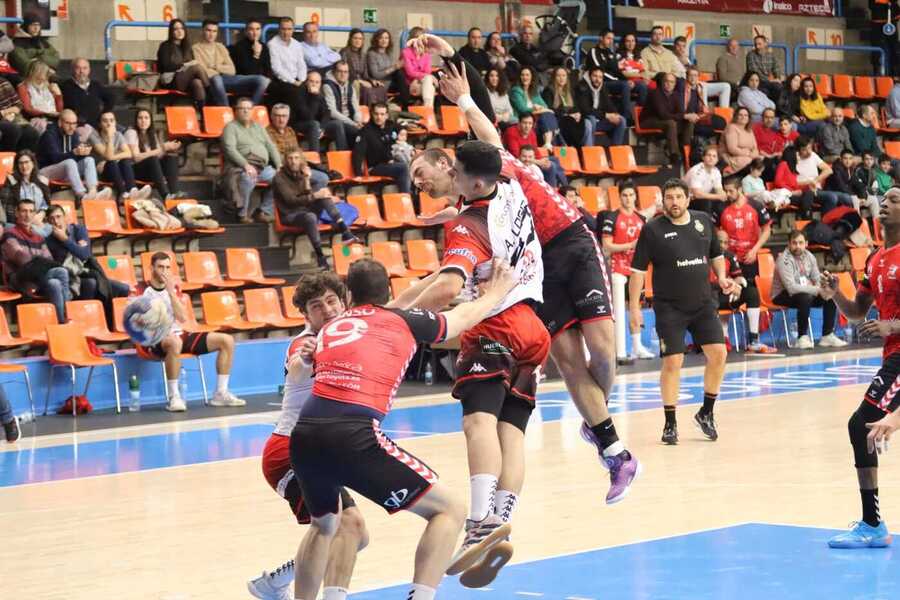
[248,272,369,600]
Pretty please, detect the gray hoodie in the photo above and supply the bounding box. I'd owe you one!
[773,248,821,298]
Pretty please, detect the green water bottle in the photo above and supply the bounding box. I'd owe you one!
[128,374,141,412]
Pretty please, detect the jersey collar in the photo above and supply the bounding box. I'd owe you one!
[461,183,498,208]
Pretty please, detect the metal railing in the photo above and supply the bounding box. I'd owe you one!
[793,44,887,76]
[689,39,792,75]
[104,20,247,63]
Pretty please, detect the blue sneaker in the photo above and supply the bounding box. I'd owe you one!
[828,521,892,549]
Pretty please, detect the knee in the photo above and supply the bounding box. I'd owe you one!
[848,409,868,442]
[704,343,728,365]
[340,508,370,551]
[661,355,683,372]
[311,512,341,537]
[219,333,235,352]
[463,411,498,435]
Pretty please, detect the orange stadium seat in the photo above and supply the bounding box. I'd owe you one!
[581,146,617,176]
[0,152,15,181]
[347,194,403,229]
[201,291,264,331]
[66,300,129,343]
[82,199,143,237]
[250,105,270,128]
[243,287,306,329]
[406,239,440,274]
[580,186,604,215]
[225,248,286,286]
[202,106,235,137]
[45,323,121,415]
[0,306,33,348]
[280,286,306,321]
[98,255,138,288]
[610,146,659,175]
[165,106,217,139]
[383,193,426,227]
[391,277,420,298]
[633,106,662,136]
[875,76,893,99]
[16,302,58,345]
[606,186,621,211]
[553,146,584,176]
[183,252,244,289]
[853,76,876,101]
[331,242,366,277]
[831,74,853,100]
[371,241,429,278]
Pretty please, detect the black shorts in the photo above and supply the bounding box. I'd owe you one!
[141,331,210,359]
[864,353,900,414]
[290,416,438,518]
[535,220,613,338]
[654,299,725,356]
[741,259,759,285]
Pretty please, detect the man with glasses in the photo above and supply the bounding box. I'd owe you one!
[300,21,341,76]
[37,109,109,201]
[229,18,272,80]
[222,97,281,223]
[193,19,269,107]
[323,60,362,150]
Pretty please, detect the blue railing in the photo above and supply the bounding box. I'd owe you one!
[0,17,22,24]
[690,39,792,75]
[793,44,887,76]
[398,28,517,49]
[104,20,247,63]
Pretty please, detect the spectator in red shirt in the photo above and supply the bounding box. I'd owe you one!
[752,108,784,180]
[777,115,799,149]
[502,112,567,187]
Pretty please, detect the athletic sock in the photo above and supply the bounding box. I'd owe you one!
[469,474,498,521]
[591,418,619,449]
[323,587,348,600]
[494,489,519,523]
[631,333,643,353]
[166,379,179,399]
[216,374,229,393]
[861,488,881,527]
[747,308,761,340]
[700,392,717,416]
[407,583,436,600]
[664,405,677,426]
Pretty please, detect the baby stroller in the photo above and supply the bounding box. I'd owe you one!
[536,0,586,70]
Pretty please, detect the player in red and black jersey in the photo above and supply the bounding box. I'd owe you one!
[289,258,519,600]
[819,187,900,549]
[711,229,764,350]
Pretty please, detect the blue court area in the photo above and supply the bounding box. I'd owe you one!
[0,355,883,488]
[351,523,899,600]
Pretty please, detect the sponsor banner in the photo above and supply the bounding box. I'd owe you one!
[640,0,833,16]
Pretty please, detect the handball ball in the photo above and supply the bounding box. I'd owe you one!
[123,296,174,346]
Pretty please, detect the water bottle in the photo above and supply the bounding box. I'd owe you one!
[179,367,188,400]
[128,374,141,412]
[424,362,434,386]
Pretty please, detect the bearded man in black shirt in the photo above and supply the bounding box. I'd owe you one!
[628,179,736,445]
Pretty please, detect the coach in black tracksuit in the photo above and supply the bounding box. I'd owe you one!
[628,178,735,446]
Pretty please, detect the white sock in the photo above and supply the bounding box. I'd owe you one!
[747,308,760,336]
[494,489,519,523]
[469,473,497,521]
[406,583,435,600]
[322,587,348,600]
[631,333,643,352]
[721,322,729,339]
[166,379,179,399]
[217,374,229,393]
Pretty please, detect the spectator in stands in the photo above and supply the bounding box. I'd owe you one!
[618,33,643,73]
[575,66,626,146]
[229,19,272,81]
[37,110,109,201]
[294,70,349,152]
[401,27,436,109]
[876,153,898,193]
[351,102,409,193]
[501,112,567,188]
[90,111,150,202]
[510,24,548,75]
[274,149,357,269]
[641,26,681,83]
[683,66,726,140]
[10,14,59,75]
[222,97,281,223]
[300,21,341,76]
[17,60,61,133]
[888,76,900,128]
[737,71,775,123]
[852,151,883,205]
[1,386,19,443]
[742,157,792,211]
[136,252,246,412]
[516,145,546,181]
[775,138,851,218]
[642,72,693,167]
[366,29,410,110]
[459,27,491,75]
[157,18,210,112]
[195,20,269,107]
[510,65,559,153]
[745,35,783,99]
[266,17,309,121]
[341,29,384,107]
[684,145,726,215]
[323,60,362,149]
[486,31,514,76]
[584,29,647,124]
[266,103,301,156]
[125,109,182,200]
[846,104,881,156]
[828,149,862,205]
[817,108,854,163]
[753,108,785,178]
[775,73,802,125]
[797,76,828,134]
[0,77,39,152]
[0,149,50,231]
[720,107,760,176]
[715,38,743,92]
[60,58,112,141]
[777,115,799,148]
[44,204,131,300]
[685,62,730,111]
[772,230,843,350]
[1,198,70,321]
[672,36,690,78]
[485,68,516,127]
[543,67,593,148]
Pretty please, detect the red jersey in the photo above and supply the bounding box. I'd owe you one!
[312,305,447,416]
[716,200,771,261]
[859,245,900,359]
[601,210,645,276]
[499,148,580,245]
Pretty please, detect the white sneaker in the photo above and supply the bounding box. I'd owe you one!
[165,397,187,412]
[247,559,294,600]
[819,333,849,348]
[136,184,153,200]
[634,345,655,359]
[95,187,114,200]
[210,390,247,407]
[795,335,814,350]
[82,190,96,201]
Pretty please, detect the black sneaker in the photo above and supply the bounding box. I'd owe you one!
[617,356,635,366]
[694,411,718,441]
[316,255,330,270]
[3,417,20,443]
[661,422,678,445]
[340,231,361,245]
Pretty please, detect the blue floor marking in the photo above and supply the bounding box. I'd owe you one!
[0,355,883,488]
[350,524,900,600]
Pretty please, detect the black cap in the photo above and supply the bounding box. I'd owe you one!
[22,14,40,29]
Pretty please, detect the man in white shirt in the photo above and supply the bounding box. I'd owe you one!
[794,136,853,213]
[300,21,341,75]
[267,17,307,119]
[684,145,726,215]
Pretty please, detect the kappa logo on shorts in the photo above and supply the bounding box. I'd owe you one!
[383,488,409,510]
[470,362,488,373]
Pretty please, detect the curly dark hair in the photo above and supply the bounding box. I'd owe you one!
[292,271,348,314]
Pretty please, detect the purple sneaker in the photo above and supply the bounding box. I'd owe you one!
[580,422,641,504]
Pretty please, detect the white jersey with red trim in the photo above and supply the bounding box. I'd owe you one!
[273,327,316,436]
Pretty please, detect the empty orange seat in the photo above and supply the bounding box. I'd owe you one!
[66,300,129,343]
[82,199,143,236]
[814,74,832,98]
[243,287,306,328]
[166,106,216,139]
[44,323,121,415]
[553,146,584,175]
[854,76,876,100]
[347,194,402,229]
[610,146,659,175]
[326,150,390,185]
[183,252,244,289]
[831,74,853,100]
[637,186,661,211]
[16,302,58,345]
[226,248,286,286]
[886,141,900,160]
[0,151,15,181]
[250,105,270,128]
[406,239,440,273]
[0,305,33,348]
[176,293,219,334]
[201,291,264,331]
[331,242,367,277]
[280,286,306,320]
[408,106,461,136]
[0,288,21,303]
[440,105,469,134]
[580,186,604,215]
[98,255,138,287]
[419,192,451,218]
[391,277,420,297]
[876,76,893,99]
[580,146,614,176]
[202,106,235,137]
[371,241,429,277]
[383,193,425,226]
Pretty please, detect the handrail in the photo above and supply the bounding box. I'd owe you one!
[398,28,517,50]
[0,17,22,24]
[104,20,247,63]
[793,44,886,76]
[689,39,792,75]
[574,35,668,70]
[261,23,382,43]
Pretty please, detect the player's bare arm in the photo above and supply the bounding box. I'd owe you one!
[820,271,874,321]
[386,271,441,310]
[408,270,465,313]
[441,259,517,339]
[438,61,502,149]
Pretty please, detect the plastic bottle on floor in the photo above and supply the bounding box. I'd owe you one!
[128,375,141,412]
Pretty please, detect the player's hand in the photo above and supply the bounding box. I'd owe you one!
[417,206,458,225]
[718,277,737,296]
[743,249,758,264]
[859,320,897,339]
[818,270,838,300]
[408,33,455,58]
[438,61,471,106]
[298,336,316,363]
[866,411,900,454]
[481,258,517,298]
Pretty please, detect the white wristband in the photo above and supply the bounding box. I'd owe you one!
[457,94,476,113]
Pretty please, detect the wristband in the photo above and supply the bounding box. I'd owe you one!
[458,93,476,113]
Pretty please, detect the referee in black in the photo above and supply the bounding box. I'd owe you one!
[628,179,737,445]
